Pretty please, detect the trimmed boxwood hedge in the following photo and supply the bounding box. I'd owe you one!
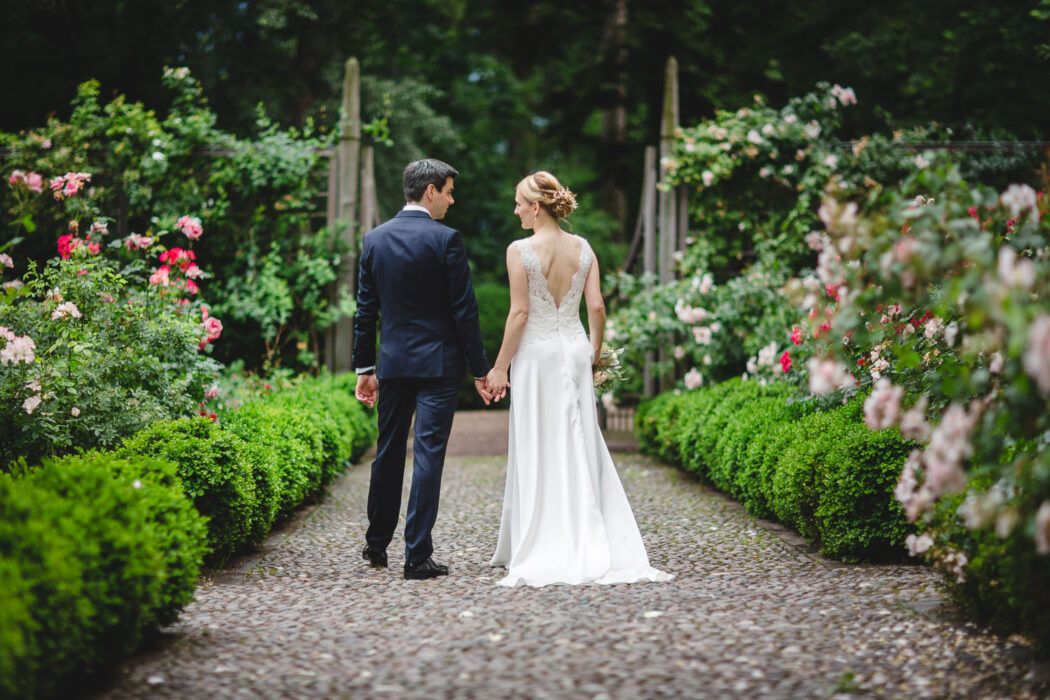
[639,376,916,562]
[0,454,209,700]
[0,372,378,699]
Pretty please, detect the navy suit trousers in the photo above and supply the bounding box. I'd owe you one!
[365,377,460,564]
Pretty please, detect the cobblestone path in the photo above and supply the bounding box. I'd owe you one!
[97,412,1048,699]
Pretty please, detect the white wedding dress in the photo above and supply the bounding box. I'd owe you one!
[490,235,673,587]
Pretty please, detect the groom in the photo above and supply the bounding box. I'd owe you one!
[353,158,493,580]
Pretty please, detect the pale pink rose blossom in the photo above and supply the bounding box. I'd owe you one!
[1023,314,1050,395]
[0,331,36,365]
[757,342,778,367]
[205,386,219,399]
[923,317,943,339]
[895,450,931,522]
[0,253,12,268]
[1000,183,1040,221]
[50,302,82,321]
[997,247,1035,289]
[701,171,715,187]
[761,123,775,136]
[23,394,42,414]
[823,154,838,169]
[601,392,616,411]
[898,396,931,441]
[922,403,976,497]
[692,326,713,345]
[8,170,25,185]
[684,368,704,390]
[176,215,204,240]
[1035,501,1050,555]
[864,378,903,431]
[830,84,857,106]
[806,357,852,395]
[905,533,933,556]
[806,231,830,251]
[943,548,968,583]
[673,345,686,360]
[26,172,44,193]
[149,265,171,286]
[914,154,929,169]
[2,281,23,291]
[989,352,1004,375]
[71,407,80,417]
[943,322,959,347]
[124,233,153,251]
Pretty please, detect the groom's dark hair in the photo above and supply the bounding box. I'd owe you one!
[403,159,458,202]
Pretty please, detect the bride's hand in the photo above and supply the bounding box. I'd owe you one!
[486,367,509,402]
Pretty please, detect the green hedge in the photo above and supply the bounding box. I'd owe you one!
[639,376,916,562]
[0,454,209,700]
[0,372,378,698]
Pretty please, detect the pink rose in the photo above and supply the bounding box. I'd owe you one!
[176,215,203,241]
[26,172,44,193]
[149,265,171,286]
[8,170,25,186]
[202,316,223,342]
[205,386,219,399]
[0,253,12,269]
[779,351,792,372]
[63,180,80,198]
[184,279,199,294]
[790,326,803,345]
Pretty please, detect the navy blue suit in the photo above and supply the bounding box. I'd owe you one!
[352,209,490,564]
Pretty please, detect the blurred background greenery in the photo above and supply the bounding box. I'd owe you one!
[3,0,1049,387]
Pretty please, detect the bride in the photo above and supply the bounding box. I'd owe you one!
[485,171,673,587]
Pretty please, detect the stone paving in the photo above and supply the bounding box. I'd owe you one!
[95,412,1049,699]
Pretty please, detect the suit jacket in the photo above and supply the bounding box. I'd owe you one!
[352,210,490,381]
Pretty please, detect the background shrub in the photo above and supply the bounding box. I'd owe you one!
[640,378,913,561]
[119,417,256,564]
[816,422,916,561]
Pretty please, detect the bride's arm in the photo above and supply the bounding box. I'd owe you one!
[583,258,605,365]
[487,244,529,397]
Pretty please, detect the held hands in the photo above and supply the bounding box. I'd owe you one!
[355,373,378,409]
[474,378,495,406]
[485,367,509,403]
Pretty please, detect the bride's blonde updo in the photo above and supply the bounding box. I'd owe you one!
[516,171,578,220]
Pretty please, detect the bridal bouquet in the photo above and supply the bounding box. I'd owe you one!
[592,343,626,396]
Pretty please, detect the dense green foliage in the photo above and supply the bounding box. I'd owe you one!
[0,454,209,700]
[0,374,377,698]
[638,377,916,562]
[0,72,348,374]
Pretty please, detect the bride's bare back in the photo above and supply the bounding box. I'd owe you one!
[528,231,583,308]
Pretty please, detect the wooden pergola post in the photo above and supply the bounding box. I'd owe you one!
[331,57,362,373]
[657,56,680,392]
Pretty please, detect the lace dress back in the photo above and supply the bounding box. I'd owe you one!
[490,234,672,587]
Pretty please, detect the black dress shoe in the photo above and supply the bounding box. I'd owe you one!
[404,557,449,580]
[362,545,387,568]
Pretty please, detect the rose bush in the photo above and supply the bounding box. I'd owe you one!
[0,172,223,468]
[1,67,352,373]
[782,160,1050,645]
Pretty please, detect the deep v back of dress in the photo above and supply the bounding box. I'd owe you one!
[527,233,584,309]
[490,233,673,588]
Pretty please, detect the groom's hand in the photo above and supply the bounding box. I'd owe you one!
[355,374,378,409]
[474,378,494,406]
